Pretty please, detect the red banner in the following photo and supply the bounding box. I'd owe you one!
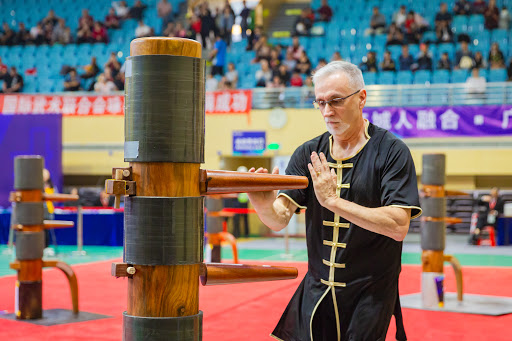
[0,90,252,116]
[205,90,252,114]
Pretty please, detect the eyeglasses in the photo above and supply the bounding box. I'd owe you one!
[313,90,361,110]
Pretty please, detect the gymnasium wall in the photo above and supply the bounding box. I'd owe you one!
[62,109,512,189]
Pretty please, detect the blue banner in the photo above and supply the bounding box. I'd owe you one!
[233,131,266,154]
[0,114,62,207]
[363,105,512,138]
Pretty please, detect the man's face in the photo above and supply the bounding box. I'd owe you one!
[314,73,365,139]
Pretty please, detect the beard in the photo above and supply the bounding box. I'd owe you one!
[325,120,350,137]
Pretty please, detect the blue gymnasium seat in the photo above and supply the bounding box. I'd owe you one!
[432,70,450,84]
[436,43,455,60]
[396,70,413,84]
[468,14,485,33]
[491,29,508,46]
[451,69,469,83]
[414,70,432,84]
[363,72,377,85]
[478,68,488,80]
[377,71,395,85]
[451,15,468,34]
[488,68,507,82]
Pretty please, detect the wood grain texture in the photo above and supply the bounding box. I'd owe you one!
[42,193,79,202]
[9,189,43,202]
[43,220,75,229]
[130,37,202,58]
[131,163,201,197]
[444,254,464,301]
[201,170,309,194]
[16,260,43,281]
[200,263,298,286]
[421,250,444,272]
[127,38,203,319]
[128,265,201,316]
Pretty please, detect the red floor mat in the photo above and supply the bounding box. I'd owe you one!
[0,260,510,340]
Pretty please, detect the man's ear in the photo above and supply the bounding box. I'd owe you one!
[359,89,367,110]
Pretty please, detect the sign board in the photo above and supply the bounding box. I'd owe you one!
[232,131,266,154]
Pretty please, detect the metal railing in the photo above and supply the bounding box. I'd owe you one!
[250,82,512,109]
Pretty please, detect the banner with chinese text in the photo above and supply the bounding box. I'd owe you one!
[364,105,512,138]
[0,90,252,116]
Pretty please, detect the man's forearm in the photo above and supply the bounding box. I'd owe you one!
[325,197,411,241]
[252,198,294,232]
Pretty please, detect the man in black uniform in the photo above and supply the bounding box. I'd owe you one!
[248,61,422,341]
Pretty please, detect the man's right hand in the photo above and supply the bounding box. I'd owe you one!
[246,166,280,209]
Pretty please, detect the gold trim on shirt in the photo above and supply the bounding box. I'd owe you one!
[388,204,423,220]
[323,259,346,268]
[323,221,350,228]
[276,193,307,210]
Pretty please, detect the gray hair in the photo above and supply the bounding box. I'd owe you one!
[312,61,365,90]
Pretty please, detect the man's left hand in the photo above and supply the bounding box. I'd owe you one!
[308,151,338,209]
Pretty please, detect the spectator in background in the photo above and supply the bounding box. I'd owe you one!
[164,22,175,36]
[366,7,386,35]
[403,11,421,44]
[274,64,291,85]
[436,20,453,43]
[63,69,81,91]
[129,0,148,21]
[94,74,118,93]
[104,53,121,76]
[225,62,238,88]
[489,42,506,69]
[393,5,407,28]
[315,58,328,72]
[174,22,187,38]
[78,9,94,30]
[500,6,511,29]
[454,0,473,15]
[205,73,218,91]
[81,56,100,79]
[435,3,452,31]
[0,57,7,80]
[287,35,304,61]
[484,0,500,30]
[77,23,92,43]
[1,23,15,45]
[466,67,487,96]
[283,51,297,71]
[210,34,227,76]
[437,52,452,70]
[269,48,281,70]
[30,23,45,45]
[455,40,475,69]
[399,44,415,70]
[43,22,55,44]
[330,52,342,62]
[474,51,488,69]
[113,0,130,19]
[2,67,23,93]
[247,25,262,50]
[52,19,67,44]
[294,8,313,36]
[218,6,234,46]
[200,4,215,49]
[253,35,271,62]
[359,51,378,72]
[268,74,285,89]
[255,59,272,87]
[42,10,60,27]
[240,0,250,39]
[473,0,487,15]
[414,43,433,71]
[317,0,333,22]
[380,50,396,71]
[114,70,125,91]
[386,23,404,45]
[105,8,120,29]
[290,71,303,87]
[14,22,30,45]
[135,20,152,38]
[92,22,108,43]
[470,187,504,245]
[294,50,312,75]
[157,0,173,32]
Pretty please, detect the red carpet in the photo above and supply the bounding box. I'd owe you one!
[0,260,511,340]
